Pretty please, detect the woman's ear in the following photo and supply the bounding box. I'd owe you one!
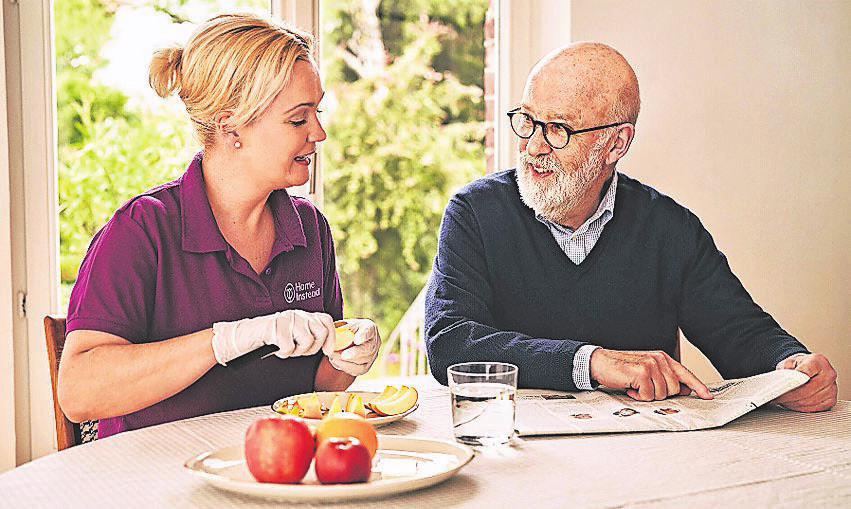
[214,112,240,148]
[214,111,232,132]
[606,123,635,165]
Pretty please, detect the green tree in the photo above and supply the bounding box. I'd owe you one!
[54,1,203,283]
[54,0,134,147]
[321,0,486,336]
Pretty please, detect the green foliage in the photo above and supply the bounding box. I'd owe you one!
[57,74,136,147]
[55,0,197,282]
[54,0,130,146]
[321,0,486,336]
[53,0,113,75]
[377,0,489,89]
[57,101,195,281]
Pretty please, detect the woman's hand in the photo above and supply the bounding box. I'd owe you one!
[323,318,381,376]
[211,310,335,365]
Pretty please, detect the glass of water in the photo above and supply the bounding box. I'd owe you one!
[448,362,518,446]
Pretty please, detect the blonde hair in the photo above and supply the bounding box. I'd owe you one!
[148,13,315,147]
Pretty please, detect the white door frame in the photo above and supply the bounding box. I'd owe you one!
[2,0,59,467]
[0,0,18,473]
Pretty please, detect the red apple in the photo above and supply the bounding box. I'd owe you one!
[314,437,372,484]
[244,416,315,484]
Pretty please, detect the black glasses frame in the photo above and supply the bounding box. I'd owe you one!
[506,108,626,149]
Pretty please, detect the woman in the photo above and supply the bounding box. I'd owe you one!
[57,13,380,438]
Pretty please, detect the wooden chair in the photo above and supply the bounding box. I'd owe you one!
[43,315,97,450]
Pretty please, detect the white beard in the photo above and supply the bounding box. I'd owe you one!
[516,133,610,225]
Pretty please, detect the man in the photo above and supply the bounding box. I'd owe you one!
[424,42,837,412]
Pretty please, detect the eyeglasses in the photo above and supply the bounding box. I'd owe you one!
[506,108,626,149]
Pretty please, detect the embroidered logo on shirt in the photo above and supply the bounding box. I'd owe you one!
[284,281,321,303]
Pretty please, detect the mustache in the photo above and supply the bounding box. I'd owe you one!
[519,152,562,172]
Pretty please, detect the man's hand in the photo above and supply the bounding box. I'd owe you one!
[324,318,381,377]
[771,353,837,412]
[589,349,713,401]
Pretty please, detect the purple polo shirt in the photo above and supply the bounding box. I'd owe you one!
[66,152,343,438]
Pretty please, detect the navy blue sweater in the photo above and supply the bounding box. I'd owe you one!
[424,170,808,390]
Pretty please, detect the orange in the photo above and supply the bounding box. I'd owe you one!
[315,412,378,459]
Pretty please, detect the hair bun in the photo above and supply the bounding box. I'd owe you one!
[148,46,183,98]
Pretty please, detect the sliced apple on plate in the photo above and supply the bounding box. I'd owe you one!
[327,393,348,417]
[345,393,368,418]
[365,385,401,412]
[373,385,398,402]
[296,393,323,419]
[368,386,418,416]
[286,401,303,416]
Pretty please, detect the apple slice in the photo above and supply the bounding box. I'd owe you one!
[287,401,303,416]
[345,394,368,418]
[369,386,418,416]
[327,393,348,417]
[297,393,323,419]
[365,386,398,413]
[374,385,399,402]
[334,325,356,352]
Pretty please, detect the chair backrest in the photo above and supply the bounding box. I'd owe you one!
[43,315,82,451]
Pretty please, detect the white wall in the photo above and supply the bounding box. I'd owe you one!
[568,0,851,398]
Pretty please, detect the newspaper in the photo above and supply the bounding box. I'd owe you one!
[514,369,809,436]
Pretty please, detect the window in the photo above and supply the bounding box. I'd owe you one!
[317,1,489,372]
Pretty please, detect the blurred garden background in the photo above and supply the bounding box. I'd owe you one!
[55,0,487,375]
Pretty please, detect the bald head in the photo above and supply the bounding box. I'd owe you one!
[524,42,640,126]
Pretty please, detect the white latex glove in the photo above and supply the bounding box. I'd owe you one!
[211,310,335,365]
[323,318,381,376]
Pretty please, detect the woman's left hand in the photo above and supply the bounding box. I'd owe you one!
[324,318,381,376]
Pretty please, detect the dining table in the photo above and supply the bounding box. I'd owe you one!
[1,375,849,508]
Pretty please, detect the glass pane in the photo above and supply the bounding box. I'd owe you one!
[54,0,270,309]
[319,0,490,375]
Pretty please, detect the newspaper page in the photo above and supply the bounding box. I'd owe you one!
[514,369,809,436]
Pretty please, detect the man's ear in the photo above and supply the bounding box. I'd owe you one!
[606,123,635,165]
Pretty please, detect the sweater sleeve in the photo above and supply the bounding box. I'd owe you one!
[677,211,809,378]
[424,192,584,390]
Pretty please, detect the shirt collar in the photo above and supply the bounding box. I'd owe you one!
[536,171,619,233]
[180,152,307,253]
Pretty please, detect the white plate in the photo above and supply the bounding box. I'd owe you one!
[271,391,418,427]
[184,435,474,502]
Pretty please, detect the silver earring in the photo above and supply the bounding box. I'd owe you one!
[234,141,242,149]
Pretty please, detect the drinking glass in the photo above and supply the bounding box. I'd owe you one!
[447,362,518,446]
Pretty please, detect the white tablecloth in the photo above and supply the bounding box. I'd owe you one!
[1,376,849,508]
